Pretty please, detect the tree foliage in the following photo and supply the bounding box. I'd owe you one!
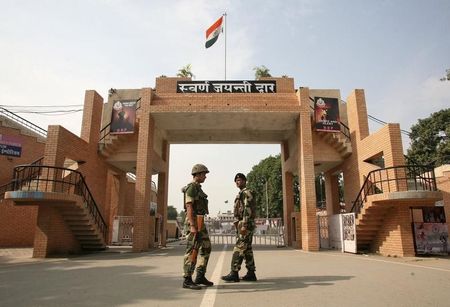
[167,205,178,220]
[406,108,450,166]
[315,173,325,208]
[178,210,186,223]
[246,154,300,218]
[253,65,272,79]
[177,64,195,78]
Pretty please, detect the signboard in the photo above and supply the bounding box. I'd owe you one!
[176,80,276,93]
[0,134,22,157]
[314,97,340,132]
[413,223,448,255]
[110,100,136,134]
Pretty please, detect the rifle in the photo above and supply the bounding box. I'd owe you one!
[190,215,204,266]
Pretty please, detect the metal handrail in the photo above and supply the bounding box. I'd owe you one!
[350,165,438,215]
[10,165,107,240]
[0,157,44,200]
[340,122,350,139]
[0,107,47,138]
[0,182,14,200]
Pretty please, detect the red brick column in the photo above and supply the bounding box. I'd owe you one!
[157,140,170,247]
[133,88,154,252]
[282,168,294,247]
[437,174,450,242]
[384,124,407,192]
[343,89,369,210]
[80,90,103,146]
[325,172,341,215]
[298,87,319,251]
[398,206,416,256]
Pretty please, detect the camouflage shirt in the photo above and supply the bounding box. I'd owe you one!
[183,181,209,216]
[234,187,256,230]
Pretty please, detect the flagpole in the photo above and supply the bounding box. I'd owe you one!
[224,12,227,80]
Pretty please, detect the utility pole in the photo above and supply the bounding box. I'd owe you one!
[265,180,269,220]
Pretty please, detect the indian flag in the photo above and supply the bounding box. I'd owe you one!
[205,16,223,48]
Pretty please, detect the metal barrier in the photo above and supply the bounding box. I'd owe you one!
[206,218,285,246]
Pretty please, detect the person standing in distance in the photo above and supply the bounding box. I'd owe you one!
[182,164,214,290]
[222,173,257,282]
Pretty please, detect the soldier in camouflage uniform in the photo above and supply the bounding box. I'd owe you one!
[221,173,257,282]
[182,164,213,290]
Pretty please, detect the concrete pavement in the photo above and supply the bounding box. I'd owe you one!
[0,243,449,306]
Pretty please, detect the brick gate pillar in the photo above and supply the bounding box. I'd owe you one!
[298,87,319,251]
[157,140,170,247]
[133,88,154,252]
[282,169,294,247]
[325,171,341,215]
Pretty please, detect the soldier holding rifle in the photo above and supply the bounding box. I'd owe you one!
[222,173,257,282]
[181,164,213,290]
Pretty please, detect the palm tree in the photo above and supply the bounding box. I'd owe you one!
[253,65,272,79]
[177,64,195,79]
[440,68,450,81]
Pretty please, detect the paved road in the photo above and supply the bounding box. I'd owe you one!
[0,243,449,307]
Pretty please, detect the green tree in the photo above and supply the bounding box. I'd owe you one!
[315,173,326,209]
[293,175,300,211]
[247,155,281,218]
[178,210,186,223]
[406,108,450,166]
[246,154,300,218]
[177,64,195,78]
[167,205,178,220]
[253,65,272,79]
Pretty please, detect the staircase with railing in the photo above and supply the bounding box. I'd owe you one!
[315,122,352,158]
[350,165,439,249]
[3,164,107,251]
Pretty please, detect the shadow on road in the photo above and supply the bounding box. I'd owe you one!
[217,275,354,294]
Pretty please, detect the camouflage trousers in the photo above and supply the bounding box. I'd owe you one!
[231,230,255,272]
[183,226,211,277]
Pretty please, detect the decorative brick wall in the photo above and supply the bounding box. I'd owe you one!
[0,122,45,247]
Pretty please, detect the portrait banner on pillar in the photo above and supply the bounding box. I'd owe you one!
[110,100,136,134]
[314,97,340,132]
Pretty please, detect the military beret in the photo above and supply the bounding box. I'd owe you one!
[234,173,247,182]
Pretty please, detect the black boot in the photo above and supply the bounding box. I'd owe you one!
[241,270,257,281]
[183,276,202,290]
[221,271,240,282]
[194,273,214,286]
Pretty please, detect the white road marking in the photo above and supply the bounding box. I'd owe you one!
[296,250,450,273]
[200,245,227,307]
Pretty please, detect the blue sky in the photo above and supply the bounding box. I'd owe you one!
[1,1,449,216]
